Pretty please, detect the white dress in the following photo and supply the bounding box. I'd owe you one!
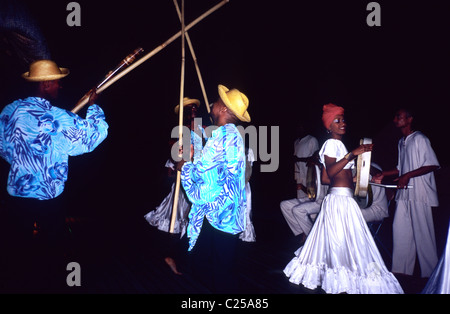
[144,160,191,237]
[239,148,256,242]
[422,222,450,294]
[284,139,404,294]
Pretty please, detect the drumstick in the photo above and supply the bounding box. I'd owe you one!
[369,182,413,189]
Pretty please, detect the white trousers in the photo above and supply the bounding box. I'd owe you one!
[392,200,438,277]
[297,189,308,200]
[280,198,321,236]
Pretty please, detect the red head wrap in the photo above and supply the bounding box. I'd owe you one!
[322,103,344,129]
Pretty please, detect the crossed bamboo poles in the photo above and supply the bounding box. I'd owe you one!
[71,0,229,232]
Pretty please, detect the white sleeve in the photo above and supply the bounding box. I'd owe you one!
[319,139,354,169]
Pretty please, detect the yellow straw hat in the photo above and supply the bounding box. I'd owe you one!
[174,97,200,114]
[218,84,250,122]
[22,60,69,82]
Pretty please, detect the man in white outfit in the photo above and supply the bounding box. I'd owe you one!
[377,108,440,278]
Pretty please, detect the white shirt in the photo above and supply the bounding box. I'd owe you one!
[319,138,355,170]
[395,131,440,206]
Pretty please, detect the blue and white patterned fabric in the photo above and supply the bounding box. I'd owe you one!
[181,123,247,251]
[0,97,108,200]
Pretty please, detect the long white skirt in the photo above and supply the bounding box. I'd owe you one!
[239,182,256,242]
[144,183,191,238]
[284,187,404,294]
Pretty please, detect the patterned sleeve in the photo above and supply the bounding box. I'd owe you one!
[0,107,9,163]
[0,103,17,164]
[63,104,109,156]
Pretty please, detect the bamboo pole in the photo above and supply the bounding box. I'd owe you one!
[71,0,229,113]
[173,0,210,115]
[71,48,144,113]
[169,0,186,234]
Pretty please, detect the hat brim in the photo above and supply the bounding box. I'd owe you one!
[174,99,200,114]
[22,68,70,82]
[218,86,251,122]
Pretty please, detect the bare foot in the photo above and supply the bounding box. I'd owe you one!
[165,257,182,275]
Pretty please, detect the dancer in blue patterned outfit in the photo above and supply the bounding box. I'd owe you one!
[145,97,202,275]
[0,60,108,201]
[0,60,108,285]
[177,84,250,293]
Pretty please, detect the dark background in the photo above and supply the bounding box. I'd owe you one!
[1,0,449,232]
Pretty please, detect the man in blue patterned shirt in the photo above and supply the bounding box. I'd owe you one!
[178,84,250,293]
[0,60,108,263]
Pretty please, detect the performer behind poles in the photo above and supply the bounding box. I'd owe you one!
[284,103,404,294]
[144,97,202,275]
[0,59,108,286]
[375,108,440,278]
[177,84,249,293]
